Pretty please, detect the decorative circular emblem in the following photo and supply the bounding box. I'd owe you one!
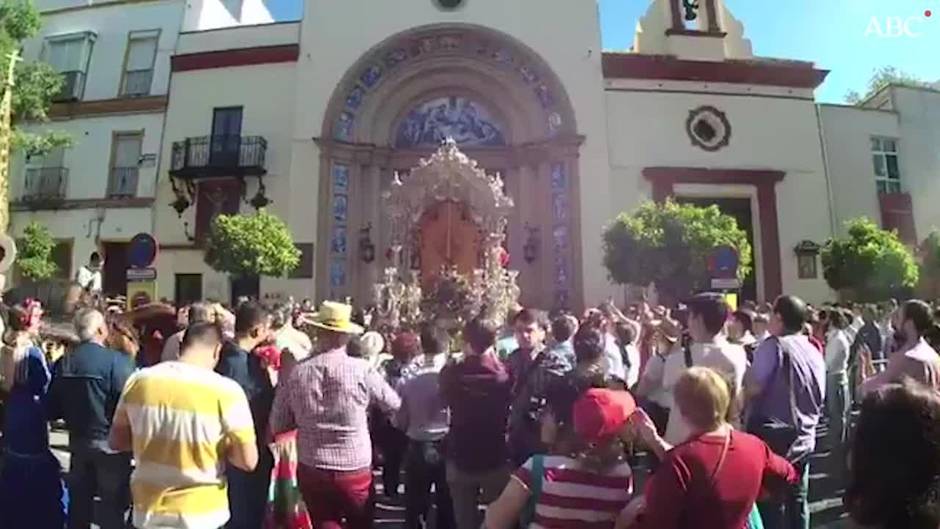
[436,0,463,9]
[686,106,732,152]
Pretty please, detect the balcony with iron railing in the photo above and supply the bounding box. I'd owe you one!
[53,70,87,102]
[107,167,139,198]
[22,167,68,206]
[169,135,268,179]
[121,69,153,97]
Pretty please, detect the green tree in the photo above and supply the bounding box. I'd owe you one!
[204,210,300,277]
[1,0,70,155]
[845,66,929,104]
[15,220,57,280]
[602,200,752,301]
[821,218,918,301]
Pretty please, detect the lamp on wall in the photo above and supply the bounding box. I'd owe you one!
[523,223,540,264]
[249,179,272,210]
[359,223,376,263]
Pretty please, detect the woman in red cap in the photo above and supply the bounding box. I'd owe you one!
[484,381,635,529]
[620,366,798,529]
[373,331,420,498]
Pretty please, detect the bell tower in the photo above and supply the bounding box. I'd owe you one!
[634,0,753,61]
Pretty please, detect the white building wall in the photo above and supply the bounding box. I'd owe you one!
[11,207,153,281]
[12,113,165,201]
[154,60,301,300]
[817,104,898,235]
[292,0,613,305]
[890,87,940,240]
[25,0,184,101]
[604,86,835,303]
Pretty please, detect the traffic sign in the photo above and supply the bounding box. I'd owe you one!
[128,233,158,269]
[708,245,739,279]
[126,267,157,281]
[711,278,741,290]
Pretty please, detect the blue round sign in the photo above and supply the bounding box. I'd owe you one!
[709,245,739,279]
[128,233,158,269]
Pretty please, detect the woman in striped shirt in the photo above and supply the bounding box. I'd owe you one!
[484,383,636,529]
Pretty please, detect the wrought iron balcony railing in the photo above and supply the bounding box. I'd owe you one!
[169,135,268,179]
[23,167,68,202]
[107,167,139,198]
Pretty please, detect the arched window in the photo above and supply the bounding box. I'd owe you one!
[395,96,506,148]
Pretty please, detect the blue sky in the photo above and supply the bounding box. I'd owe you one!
[266,0,937,104]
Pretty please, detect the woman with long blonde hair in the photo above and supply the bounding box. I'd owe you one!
[0,303,68,529]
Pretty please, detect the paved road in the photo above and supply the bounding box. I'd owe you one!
[47,425,851,529]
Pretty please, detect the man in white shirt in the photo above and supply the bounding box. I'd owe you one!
[642,293,748,445]
[824,310,851,449]
[76,252,103,294]
[272,303,312,362]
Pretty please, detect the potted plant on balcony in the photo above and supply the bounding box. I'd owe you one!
[203,210,300,302]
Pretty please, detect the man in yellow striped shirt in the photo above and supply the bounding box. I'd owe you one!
[109,322,259,529]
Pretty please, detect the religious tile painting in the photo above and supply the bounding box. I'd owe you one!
[395,96,506,148]
[551,162,571,307]
[330,163,350,287]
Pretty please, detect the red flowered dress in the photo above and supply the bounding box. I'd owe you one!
[256,343,312,529]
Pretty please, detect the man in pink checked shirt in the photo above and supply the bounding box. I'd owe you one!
[270,301,401,529]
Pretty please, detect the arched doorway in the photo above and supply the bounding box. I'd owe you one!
[316,24,582,309]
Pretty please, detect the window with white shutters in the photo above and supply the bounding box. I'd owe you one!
[121,30,158,96]
[109,133,142,197]
[43,32,95,101]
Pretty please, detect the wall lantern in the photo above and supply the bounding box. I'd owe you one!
[359,223,376,264]
[794,240,821,280]
[249,179,272,210]
[523,223,540,264]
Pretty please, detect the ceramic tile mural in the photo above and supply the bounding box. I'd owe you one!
[395,96,506,148]
[551,162,571,307]
[330,163,350,288]
[333,31,565,141]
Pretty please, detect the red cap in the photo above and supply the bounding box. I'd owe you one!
[573,389,637,444]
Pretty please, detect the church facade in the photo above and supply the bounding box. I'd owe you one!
[14,0,938,308]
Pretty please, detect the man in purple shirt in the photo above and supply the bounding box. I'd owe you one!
[440,315,512,529]
[745,295,826,529]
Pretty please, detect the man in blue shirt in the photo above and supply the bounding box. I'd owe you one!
[216,301,274,529]
[49,308,135,529]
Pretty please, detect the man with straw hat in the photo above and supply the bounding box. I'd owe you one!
[270,300,401,529]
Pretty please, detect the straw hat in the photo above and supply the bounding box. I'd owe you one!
[301,300,364,335]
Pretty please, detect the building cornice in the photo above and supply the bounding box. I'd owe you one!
[602,53,829,89]
[171,44,299,72]
[11,197,155,212]
[49,95,167,119]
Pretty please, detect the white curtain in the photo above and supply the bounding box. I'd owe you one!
[126,35,157,71]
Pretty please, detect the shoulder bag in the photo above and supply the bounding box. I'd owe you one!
[520,454,545,528]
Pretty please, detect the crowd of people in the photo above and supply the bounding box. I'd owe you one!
[1,290,940,529]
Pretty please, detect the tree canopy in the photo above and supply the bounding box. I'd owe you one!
[821,218,918,301]
[16,220,57,280]
[204,210,301,278]
[1,0,70,155]
[845,66,930,104]
[602,200,752,301]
